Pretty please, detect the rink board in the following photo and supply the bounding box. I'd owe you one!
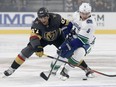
[0,30,116,34]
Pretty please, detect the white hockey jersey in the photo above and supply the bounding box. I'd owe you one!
[71,11,96,44]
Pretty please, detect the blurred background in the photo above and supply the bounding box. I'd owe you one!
[0,0,116,34]
[0,0,115,12]
[0,0,115,35]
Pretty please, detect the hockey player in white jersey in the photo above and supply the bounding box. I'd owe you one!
[57,3,96,80]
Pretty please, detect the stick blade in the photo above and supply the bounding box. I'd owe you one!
[40,72,48,81]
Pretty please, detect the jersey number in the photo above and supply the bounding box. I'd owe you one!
[32,28,39,34]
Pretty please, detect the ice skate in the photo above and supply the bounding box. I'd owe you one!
[85,67,95,78]
[60,67,69,81]
[3,67,15,78]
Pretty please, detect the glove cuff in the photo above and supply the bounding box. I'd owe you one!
[36,46,43,52]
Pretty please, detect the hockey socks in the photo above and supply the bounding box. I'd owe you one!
[4,54,26,77]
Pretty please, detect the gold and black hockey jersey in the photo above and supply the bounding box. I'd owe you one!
[30,13,69,42]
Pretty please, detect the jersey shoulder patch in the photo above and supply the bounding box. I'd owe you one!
[86,19,93,24]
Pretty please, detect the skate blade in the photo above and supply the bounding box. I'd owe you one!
[55,67,69,81]
[60,76,68,81]
[87,74,95,78]
[0,72,8,78]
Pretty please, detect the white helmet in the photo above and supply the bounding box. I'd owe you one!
[79,3,92,13]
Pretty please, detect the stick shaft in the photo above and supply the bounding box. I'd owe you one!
[44,54,116,77]
[40,55,60,80]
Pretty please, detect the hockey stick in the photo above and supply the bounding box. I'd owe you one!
[40,55,60,81]
[44,54,116,77]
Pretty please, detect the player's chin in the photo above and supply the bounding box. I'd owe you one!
[42,22,48,25]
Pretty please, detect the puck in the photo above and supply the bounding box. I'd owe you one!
[82,77,87,80]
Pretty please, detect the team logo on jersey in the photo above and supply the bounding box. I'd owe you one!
[44,30,58,41]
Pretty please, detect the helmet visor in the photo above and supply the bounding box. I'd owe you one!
[38,13,49,18]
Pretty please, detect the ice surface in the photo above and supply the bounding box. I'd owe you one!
[0,34,116,87]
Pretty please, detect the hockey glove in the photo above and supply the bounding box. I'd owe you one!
[58,38,84,58]
[35,46,44,57]
[58,39,74,58]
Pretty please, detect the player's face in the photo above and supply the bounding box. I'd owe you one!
[80,12,90,20]
[38,16,49,25]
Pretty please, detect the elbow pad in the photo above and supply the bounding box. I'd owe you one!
[30,36,41,51]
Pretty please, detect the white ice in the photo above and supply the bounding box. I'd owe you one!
[0,34,116,87]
